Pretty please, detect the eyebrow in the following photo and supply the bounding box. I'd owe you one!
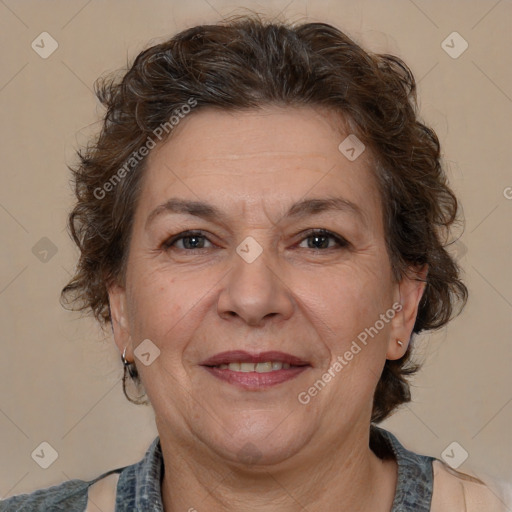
[146,197,367,229]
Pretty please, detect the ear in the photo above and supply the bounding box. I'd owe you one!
[108,281,133,361]
[387,264,428,360]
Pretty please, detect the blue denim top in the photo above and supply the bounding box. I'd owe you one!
[0,426,435,511]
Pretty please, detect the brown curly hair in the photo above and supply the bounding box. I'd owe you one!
[61,15,467,422]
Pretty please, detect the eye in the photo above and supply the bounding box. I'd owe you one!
[163,230,213,251]
[162,229,348,252]
[297,229,349,250]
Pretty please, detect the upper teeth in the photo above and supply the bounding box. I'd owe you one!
[217,362,291,372]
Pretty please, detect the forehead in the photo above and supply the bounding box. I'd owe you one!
[150,106,354,166]
[137,106,382,227]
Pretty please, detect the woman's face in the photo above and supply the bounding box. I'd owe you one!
[109,106,424,467]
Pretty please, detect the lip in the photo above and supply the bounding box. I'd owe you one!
[202,365,310,390]
[200,350,310,367]
[200,350,311,391]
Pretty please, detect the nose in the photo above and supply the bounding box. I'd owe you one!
[217,246,294,327]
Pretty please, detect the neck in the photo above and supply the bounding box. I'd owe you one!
[158,422,397,512]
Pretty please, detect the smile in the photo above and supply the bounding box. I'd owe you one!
[202,364,310,389]
[215,361,292,372]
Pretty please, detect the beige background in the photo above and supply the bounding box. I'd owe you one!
[1,0,511,500]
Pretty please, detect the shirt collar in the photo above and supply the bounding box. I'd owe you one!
[371,425,435,512]
[116,437,164,511]
[117,427,434,511]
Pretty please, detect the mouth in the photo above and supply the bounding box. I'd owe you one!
[200,350,311,390]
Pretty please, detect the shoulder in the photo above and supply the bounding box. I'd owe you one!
[0,477,90,511]
[0,470,121,512]
[372,426,510,512]
[431,460,509,512]
[0,437,162,512]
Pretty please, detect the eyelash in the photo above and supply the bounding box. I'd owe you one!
[162,229,349,252]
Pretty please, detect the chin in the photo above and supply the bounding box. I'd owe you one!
[201,413,310,468]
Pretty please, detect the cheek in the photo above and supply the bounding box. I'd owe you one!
[303,265,392,340]
[126,264,221,348]
[313,278,392,408]
[126,269,184,340]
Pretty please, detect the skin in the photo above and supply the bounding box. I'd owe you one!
[109,106,427,511]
